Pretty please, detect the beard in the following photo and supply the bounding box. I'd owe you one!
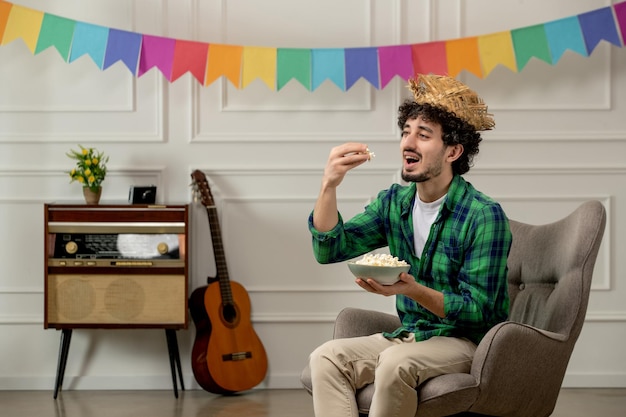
[401,158,444,183]
[401,170,429,183]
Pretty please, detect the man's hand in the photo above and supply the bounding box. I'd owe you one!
[355,272,416,296]
[312,142,370,232]
[322,142,371,189]
[356,272,446,318]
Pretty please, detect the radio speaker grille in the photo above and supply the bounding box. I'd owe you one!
[47,274,186,326]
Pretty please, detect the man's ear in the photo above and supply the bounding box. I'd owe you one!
[447,144,464,163]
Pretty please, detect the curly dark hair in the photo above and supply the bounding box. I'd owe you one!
[397,100,482,175]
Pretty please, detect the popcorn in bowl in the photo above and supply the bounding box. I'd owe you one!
[348,254,410,285]
[355,253,408,267]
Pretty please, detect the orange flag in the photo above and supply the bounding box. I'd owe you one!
[445,37,482,78]
[1,3,44,53]
[242,46,277,90]
[478,31,517,76]
[0,1,13,43]
[205,43,243,88]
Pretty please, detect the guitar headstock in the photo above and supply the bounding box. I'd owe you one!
[191,169,215,207]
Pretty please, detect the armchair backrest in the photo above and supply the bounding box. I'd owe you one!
[505,200,606,338]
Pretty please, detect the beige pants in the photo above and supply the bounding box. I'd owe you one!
[308,333,477,417]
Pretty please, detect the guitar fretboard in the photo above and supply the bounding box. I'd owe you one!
[206,205,233,305]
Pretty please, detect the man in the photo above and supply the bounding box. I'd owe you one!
[307,74,512,417]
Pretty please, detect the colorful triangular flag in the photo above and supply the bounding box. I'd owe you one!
[345,47,379,89]
[311,48,345,91]
[171,39,209,84]
[138,35,176,79]
[103,29,142,74]
[277,48,311,90]
[511,24,552,70]
[378,45,414,89]
[578,7,621,54]
[69,22,109,68]
[34,14,75,60]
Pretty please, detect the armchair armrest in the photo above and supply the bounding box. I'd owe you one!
[333,307,401,339]
[469,321,571,416]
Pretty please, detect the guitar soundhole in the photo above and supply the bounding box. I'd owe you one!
[221,302,239,327]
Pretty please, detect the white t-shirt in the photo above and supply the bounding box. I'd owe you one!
[412,193,446,257]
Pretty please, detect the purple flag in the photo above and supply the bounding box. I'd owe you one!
[578,7,622,54]
[103,29,142,74]
[345,47,379,89]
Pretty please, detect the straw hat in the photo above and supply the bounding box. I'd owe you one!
[407,74,495,131]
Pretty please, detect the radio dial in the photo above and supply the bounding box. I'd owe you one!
[65,241,78,254]
[157,242,169,255]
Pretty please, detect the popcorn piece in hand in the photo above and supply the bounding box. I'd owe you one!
[344,147,375,161]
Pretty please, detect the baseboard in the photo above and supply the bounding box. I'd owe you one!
[562,373,626,388]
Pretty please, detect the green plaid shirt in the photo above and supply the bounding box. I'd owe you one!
[309,175,512,344]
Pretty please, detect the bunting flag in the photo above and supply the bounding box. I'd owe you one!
[1,0,626,91]
[103,29,141,73]
[171,40,209,84]
[277,48,311,90]
[511,24,551,70]
[35,14,75,60]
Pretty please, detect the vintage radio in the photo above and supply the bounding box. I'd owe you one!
[44,204,189,329]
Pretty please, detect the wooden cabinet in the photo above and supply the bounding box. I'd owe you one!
[44,203,189,397]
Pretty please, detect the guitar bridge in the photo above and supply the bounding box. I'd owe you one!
[222,351,252,362]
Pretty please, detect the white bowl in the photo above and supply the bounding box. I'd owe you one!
[347,262,410,285]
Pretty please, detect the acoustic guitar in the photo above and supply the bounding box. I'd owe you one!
[189,169,268,394]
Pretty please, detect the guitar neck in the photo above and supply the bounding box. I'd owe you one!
[205,205,233,303]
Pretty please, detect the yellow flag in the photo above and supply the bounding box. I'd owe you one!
[242,46,277,90]
[1,4,44,53]
[478,31,517,76]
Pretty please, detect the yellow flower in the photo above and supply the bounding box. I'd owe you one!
[67,145,109,191]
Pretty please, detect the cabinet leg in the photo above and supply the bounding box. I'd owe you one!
[165,329,184,398]
[54,329,72,399]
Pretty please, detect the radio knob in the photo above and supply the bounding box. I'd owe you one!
[157,242,169,255]
[65,241,78,254]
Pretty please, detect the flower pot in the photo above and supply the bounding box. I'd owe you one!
[83,187,102,205]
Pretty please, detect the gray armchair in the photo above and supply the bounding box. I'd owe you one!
[301,200,607,417]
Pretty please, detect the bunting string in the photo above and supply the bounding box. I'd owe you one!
[1,0,625,91]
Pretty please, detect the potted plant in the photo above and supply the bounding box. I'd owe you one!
[67,145,109,204]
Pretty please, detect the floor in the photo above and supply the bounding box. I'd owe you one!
[0,388,624,417]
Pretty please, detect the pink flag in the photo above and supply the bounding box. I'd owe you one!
[138,35,176,79]
[378,45,414,88]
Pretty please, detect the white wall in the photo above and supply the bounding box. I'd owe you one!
[0,0,625,391]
